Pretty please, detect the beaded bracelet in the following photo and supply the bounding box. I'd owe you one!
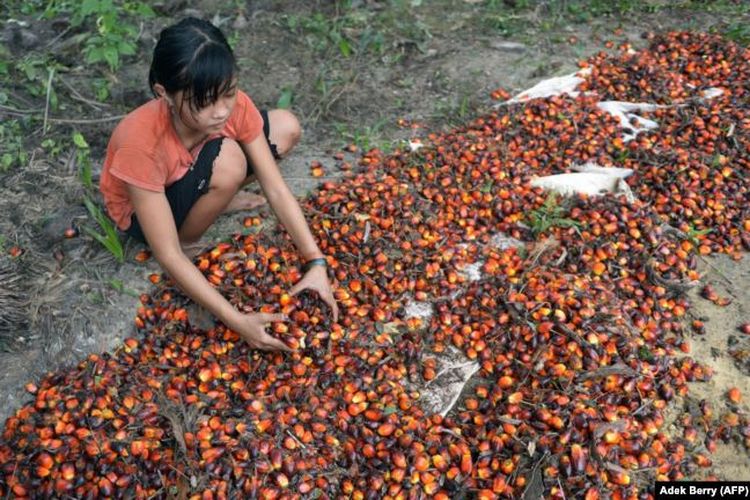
[302,257,328,273]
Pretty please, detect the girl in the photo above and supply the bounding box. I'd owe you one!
[99,17,338,351]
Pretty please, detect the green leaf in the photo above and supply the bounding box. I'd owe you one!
[383,406,398,416]
[86,47,104,64]
[133,3,155,17]
[98,13,117,33]
[49,87,58,111]
[73,132,89,149]
[638,345,655,362]
[109,279,124,292]
[103,47,119,71]
[118,40,136,55]
[83,197,124,263]
[77,141,94,189]
[21,63,39,81]
[78,0,100,19]
[1,153,13,170]
[94,84,109,101]
[80,162,93,189]
[338,38,352,57]
[276,87,294,109]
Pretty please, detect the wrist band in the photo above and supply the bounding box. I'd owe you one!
[302,257,327,273]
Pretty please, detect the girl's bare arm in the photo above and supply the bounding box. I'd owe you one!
[242,136,324,261]
[241,135,339,320]
[127,185,289,350]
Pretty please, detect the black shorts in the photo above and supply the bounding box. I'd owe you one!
[125,109,280,243]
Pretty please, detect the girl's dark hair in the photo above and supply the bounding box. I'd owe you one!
[149,17,236,110]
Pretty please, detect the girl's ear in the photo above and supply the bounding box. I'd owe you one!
[153,83,166,98]
[153,83,174,106]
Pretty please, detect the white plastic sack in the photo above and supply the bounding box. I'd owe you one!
[404,296,434,321]
[417,347,480,417]
[505,67,592,104]
[488,232,525,250]
[530,164,635,202]
[701,87,724,99]
[595,101,662,142]
[571,162,633,178]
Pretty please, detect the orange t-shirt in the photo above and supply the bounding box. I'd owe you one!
[99,90,263,230]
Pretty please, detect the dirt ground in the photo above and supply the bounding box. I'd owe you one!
[668,253,750,479]
[1,0,749,482]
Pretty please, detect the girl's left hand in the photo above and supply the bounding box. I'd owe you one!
[289,265,339,322]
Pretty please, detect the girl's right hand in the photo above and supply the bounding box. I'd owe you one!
[226,311,292,352]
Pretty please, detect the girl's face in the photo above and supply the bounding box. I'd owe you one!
[171,80,238,136]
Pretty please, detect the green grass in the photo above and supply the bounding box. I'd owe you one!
[278,0,435,128]
[681,0,750,14]
[73,132,94,189]
[282,0,431,60]
[0,0,158,175]
[334,116,392,153]
[474,0,750,37]
[431,92,481,129]
[108,278,139,297]
[725,20,750,44]
[684,225,712,246]
[71,132,124,262]
[284,10,383,59]
[83,197,124,264]
[0,119,30,172]
[3,0,154,72]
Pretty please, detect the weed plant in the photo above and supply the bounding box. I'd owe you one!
[72,131,124,262]
[0,0,154,171]
[527,193,582,238]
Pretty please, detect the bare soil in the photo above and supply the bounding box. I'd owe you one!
[679,254,750,478]
[1,0,748,481]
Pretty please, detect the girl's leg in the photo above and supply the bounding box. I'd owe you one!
[179,110,303,245]
[266,109,302,157]
[178,138,247,243]
[239,109,302,189]
[223,109,302,213]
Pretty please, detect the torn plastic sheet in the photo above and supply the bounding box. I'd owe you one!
[571,162,633,178]
[595,101,663,142]
[458,261,483,282]
[499,60,726,146]
[417,347,481,417]
[401,301,480,418]
[488,232,525,250]
[700,87,724,99]
[403,296,434,321]
[530,164,635,202]
[407,139,424,152]
[596,88,722,141]
[504,67,592,104]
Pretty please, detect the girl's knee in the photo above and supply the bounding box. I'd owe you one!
[267,109,301,157]
[211,138,247,189]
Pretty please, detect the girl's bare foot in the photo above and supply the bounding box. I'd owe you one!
[224,191,267,213]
